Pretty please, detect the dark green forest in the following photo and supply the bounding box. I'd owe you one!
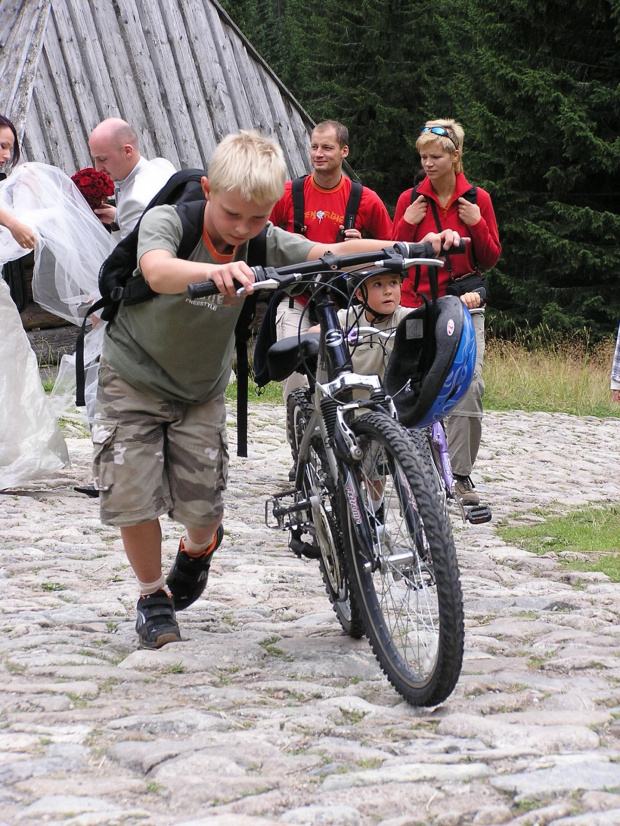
[220,0,620,340]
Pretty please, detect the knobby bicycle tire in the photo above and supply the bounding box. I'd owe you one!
[338,412,464,706]
[286,389,364,638]
[409,426,449,505]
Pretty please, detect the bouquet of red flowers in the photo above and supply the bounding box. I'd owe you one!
[71,167,114,210]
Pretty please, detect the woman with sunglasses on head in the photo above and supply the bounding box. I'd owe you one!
[391,118,501,507]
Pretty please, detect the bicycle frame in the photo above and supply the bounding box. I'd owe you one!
[267,271,403,568]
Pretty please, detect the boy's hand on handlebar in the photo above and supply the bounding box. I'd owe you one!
[202,261,256,298]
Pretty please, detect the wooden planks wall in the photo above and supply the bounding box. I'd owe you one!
[1,0,314,178]
[0,0,50,134]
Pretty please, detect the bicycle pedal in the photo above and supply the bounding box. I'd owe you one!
[265,492,296,529]
[289,536,321,560]
[465,504,492,524]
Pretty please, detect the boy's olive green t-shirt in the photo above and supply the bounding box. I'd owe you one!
[103,205,314,404]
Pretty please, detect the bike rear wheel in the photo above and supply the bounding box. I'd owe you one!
[339,412,463,706]
[286,389,364,638]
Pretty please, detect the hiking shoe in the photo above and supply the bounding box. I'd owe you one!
[74,483,99,498]
[454,475,480,507]
[166,525,224,611]
[135,589,181,649]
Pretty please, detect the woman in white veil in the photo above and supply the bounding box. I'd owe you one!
[0,115,114,488]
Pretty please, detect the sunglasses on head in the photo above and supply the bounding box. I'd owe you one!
[421,126,458,150]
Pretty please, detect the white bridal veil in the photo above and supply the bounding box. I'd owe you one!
[0,163,114,487]
[0,162,114,323]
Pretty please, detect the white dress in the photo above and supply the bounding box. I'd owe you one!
[0,277,69,488]
[0,163,115,486]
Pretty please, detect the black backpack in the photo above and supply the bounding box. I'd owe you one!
[291,174,363,241]
[75,168,267,456]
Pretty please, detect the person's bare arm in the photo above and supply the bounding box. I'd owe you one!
[0,205,35,248]
[306,229,462,261]
[139,249,256,297]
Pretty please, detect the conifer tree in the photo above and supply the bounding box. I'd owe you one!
[436,0,620,335]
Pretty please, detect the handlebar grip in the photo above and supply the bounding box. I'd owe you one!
[446,239,467,255]
[187,280,227,299]
[393,241,436,259]
[187,266,267,300]
[394,239,467,258]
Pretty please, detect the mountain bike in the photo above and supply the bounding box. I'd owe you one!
[189,242,464,706]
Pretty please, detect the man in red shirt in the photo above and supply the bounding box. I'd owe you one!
[270,120,392,398]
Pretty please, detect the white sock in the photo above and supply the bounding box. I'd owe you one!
[137,574,166,596]
[182,533,216,555]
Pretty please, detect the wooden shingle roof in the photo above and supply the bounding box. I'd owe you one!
[0,0,315,176]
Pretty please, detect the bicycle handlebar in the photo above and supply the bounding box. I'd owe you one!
[187,240,467,300]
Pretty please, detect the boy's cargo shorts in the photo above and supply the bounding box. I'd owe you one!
[91,360,228,528]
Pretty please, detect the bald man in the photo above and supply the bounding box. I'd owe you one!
[88,118,176,240]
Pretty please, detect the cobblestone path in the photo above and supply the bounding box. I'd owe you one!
[1,407,619,826]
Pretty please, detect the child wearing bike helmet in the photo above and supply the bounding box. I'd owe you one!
[339,271,412,377]
[310,270,410,379]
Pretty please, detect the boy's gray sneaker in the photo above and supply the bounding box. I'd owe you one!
[135,589,181,649]
[454,475,481,507]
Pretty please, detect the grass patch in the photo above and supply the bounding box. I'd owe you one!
[225,330,619,419]
[225,379,284,404]
[497,504,620,580]
[484,331,618,418]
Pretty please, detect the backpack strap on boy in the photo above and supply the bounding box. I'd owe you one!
[75,170,206,406]
[234,225,268,457]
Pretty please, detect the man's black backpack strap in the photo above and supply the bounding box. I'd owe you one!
[343,180,363,234]
[291,176,363,241]
[291,175,307,234]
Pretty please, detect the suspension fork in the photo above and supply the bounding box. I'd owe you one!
[338,456,380,569]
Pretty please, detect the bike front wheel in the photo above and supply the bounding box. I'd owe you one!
[339,412,464,706]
